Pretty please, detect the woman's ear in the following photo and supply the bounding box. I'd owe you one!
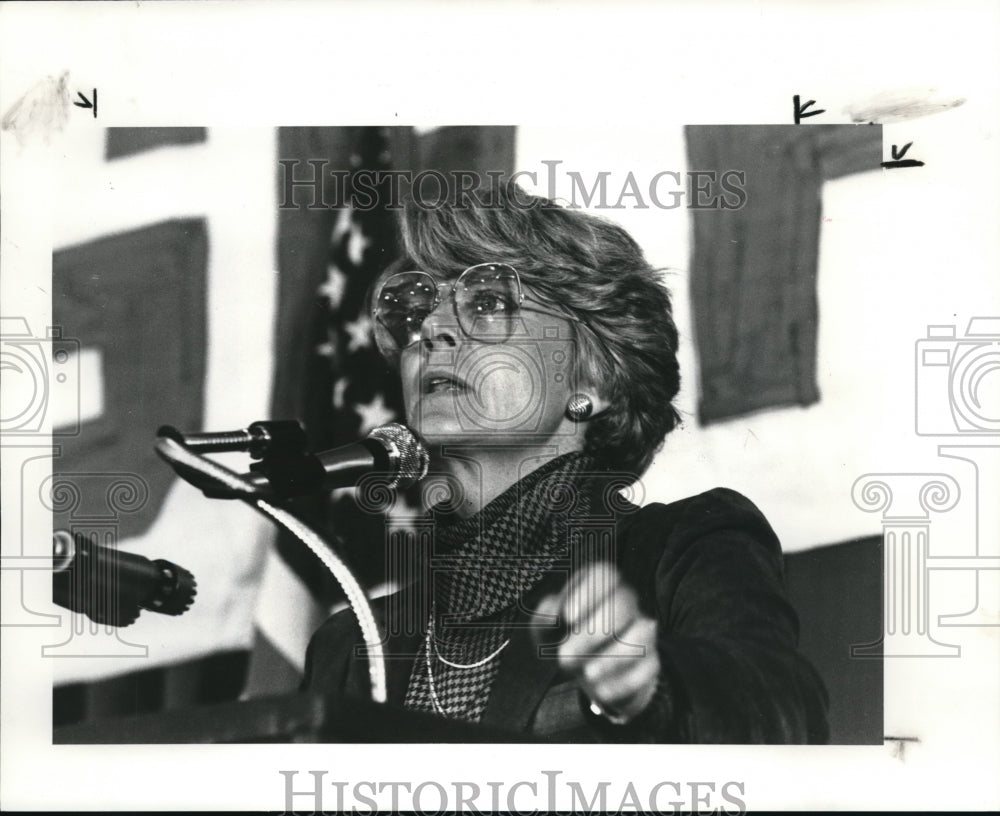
[580,371,612,416]
[583,390,611,417]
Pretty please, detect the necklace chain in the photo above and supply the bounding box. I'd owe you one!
[424,608,511,718]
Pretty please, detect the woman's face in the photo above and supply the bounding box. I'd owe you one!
[398,281,582,450]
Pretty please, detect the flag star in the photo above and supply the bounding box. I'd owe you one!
[331,206,352,243]
[315,340,336,358]
[332,378,348,409]
[344,315,373,352]
[347,222,371,266]
[355,393,395,434]
[319,263,347,307]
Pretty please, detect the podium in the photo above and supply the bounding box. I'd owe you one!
[53,691,538,743]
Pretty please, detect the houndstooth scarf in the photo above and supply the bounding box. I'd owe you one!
[403,451,599,723]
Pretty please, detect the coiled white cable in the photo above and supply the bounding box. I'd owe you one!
[252,500,385,702]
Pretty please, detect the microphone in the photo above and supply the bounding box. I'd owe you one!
[52,530,197,628]
[203,422,430,500]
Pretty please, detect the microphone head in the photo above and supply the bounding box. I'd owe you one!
[366,423,429,489]
[149,560,198,616]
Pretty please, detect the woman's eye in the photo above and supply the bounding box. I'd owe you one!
[382,303,427,329]
[402,305,431,325]
[471,291,510,315]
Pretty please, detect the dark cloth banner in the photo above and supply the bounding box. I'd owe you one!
[685,125,881,424]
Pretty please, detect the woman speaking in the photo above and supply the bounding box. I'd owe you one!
[303,182,829,743]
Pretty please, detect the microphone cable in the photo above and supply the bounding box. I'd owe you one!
[154,435,387,704]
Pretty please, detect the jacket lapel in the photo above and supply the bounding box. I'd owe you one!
[344,586,424,707]
[479,570,568,733]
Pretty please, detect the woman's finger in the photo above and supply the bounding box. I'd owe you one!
[586,649,661,718]
[561,562,638,636]
[559,576,643,669]
[577,616,660,719]
[572,614,657,681]
[529,592,564,645]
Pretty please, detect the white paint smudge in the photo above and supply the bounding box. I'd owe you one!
[844,88,965,124]
[1,71,71,146]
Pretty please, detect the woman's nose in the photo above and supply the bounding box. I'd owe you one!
[419,296,460,350]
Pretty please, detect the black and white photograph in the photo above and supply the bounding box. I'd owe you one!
[1,1,998,811]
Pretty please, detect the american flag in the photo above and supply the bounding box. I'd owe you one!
[247,126,515,694]
[248,127,415,691]
[305,126,412,592]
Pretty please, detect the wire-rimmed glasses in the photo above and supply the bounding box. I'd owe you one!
[372,262,579,362]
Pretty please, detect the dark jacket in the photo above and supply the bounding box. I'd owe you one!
[302,487,830,743]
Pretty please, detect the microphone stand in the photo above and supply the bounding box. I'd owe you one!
[153,427,388,705]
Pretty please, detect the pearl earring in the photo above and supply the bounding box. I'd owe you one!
[565,393,594,422]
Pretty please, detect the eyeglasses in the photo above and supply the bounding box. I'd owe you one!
[371,262,579,361]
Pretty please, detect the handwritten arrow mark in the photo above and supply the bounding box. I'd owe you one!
[73,89,97,119]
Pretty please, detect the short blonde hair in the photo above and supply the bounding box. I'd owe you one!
[373,181,681,476]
